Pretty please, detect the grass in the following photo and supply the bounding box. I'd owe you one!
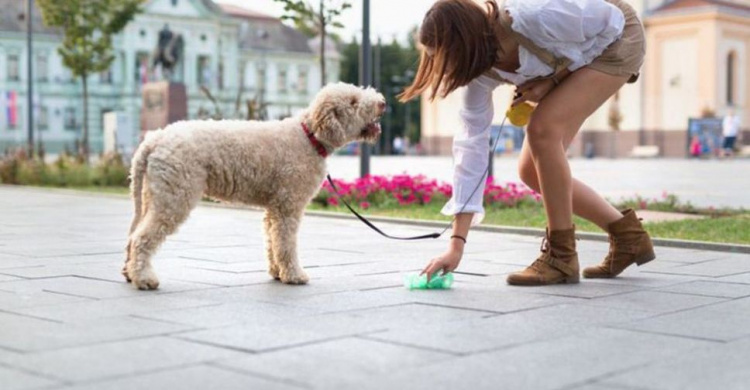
[34,185,750,245]
[309,203,750,245]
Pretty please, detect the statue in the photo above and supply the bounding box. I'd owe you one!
[152,24,184,80]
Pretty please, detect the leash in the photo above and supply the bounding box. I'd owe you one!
[325,116,509,241]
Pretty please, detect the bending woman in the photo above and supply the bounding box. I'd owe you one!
[400,0,655,286]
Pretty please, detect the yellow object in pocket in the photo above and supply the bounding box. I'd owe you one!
[506,102,535,126]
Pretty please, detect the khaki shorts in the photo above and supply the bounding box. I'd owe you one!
[588,0,646,83]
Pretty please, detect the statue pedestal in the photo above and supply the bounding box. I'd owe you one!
[140,81,187,136]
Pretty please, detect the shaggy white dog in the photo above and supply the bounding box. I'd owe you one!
[123,83,385,290]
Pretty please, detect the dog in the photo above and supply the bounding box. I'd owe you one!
[123,83,385,290]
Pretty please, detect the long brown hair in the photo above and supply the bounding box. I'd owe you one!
[399,0,500,102]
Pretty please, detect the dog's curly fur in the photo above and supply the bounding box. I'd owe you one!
[123,83,385,290]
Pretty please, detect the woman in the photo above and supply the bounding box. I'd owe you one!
[400,0,655,286]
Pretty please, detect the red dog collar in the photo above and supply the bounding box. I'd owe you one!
[301,122,329,158]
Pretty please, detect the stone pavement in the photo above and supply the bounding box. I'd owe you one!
[1,186,749,390]
[328,156,750,209]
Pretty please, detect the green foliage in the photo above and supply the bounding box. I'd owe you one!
[0,149,129,188]
[37,0,143,78]
[273,0,351,84]
[36,0,143,159]
[340,33,421,147]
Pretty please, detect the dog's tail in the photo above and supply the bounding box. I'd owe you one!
[128,132,160,235]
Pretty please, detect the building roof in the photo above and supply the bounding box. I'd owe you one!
[652,0,750,14]
[219,3,313,54]
[0,0,60,35]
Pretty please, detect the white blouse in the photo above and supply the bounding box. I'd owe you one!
[441,0,626,225]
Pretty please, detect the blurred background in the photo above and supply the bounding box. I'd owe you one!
[1,0,746,159]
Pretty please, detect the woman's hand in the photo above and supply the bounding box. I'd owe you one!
[513,78,556,107]
[421,243,464,281]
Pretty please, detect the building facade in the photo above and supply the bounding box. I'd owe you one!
[0,0,337,154]
[421,0,750,158]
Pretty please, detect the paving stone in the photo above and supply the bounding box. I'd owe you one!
[0,364,61,390]
[602,337,750,390]
[0,288,91,310]
[656,280,750,298]
[8,294,218,323]
[136,300,320,328]
[0,276,142,300]
[216,337,454,389]
[56,364,300,390]
[363,328,715,390]
[7,336,248,383]
[581,291,727,314]
[0,311,193,352]
[367,303,654,354]
[642,256,750,277]
[615,297,750,341]
[715,271,750,285]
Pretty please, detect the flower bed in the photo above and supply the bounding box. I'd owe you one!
[314,174,541,210]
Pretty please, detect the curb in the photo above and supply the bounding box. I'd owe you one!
[3,185,748,254]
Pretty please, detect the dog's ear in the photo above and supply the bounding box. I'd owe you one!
[312,100,346,148]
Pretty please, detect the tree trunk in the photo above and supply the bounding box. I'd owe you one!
[319,0,326,86]
[82,72,90,163]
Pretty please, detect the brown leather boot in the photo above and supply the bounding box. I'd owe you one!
[507,226,580,286]
[583,209,656,279]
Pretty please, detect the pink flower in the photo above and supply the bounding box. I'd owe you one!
[328,197,339,206]
[360,201,370,209]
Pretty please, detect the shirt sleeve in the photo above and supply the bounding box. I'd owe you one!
[506,0,626,71]
[441,75,501,226]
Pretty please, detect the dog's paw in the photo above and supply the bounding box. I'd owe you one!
[268,265,281,280]
[130,268,160,290]
[280,269,309,285]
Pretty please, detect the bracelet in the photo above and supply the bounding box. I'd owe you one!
[450,235,467,244]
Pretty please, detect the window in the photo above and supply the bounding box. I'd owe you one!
[257,66,266,92]
[278,68,288,94]
[8,54,19,81]
[37,53,48,82]
[135,52,149,84]
[100,66,113,84]
[218,61,224,90]
[297,66,308,94]
[4,91,19,130]
[197,56,211,86]
[64,107,77,131]
[37,106,48,131]
[727,51,737,105]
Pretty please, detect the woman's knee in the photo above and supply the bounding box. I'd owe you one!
[526,116,564,151]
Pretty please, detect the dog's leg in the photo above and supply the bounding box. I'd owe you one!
[269,210,309,285]
[263,210,280,280]
[126,212,169,290]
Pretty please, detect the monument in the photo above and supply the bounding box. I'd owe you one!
[140,24,187,136]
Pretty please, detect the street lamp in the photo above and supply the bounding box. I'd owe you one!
[257,29,269,121]
[359,0,372,177]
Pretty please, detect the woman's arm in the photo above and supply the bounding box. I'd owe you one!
[420,75,500,279]
[421,213,473,279]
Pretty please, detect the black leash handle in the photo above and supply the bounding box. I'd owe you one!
[326,116,509,241]
[326,175,442,240]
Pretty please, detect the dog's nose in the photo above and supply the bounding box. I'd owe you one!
[378,101,386,114]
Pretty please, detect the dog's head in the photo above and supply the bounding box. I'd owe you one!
[308,83,385,149]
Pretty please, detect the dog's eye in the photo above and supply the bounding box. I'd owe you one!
[350,97,358,106]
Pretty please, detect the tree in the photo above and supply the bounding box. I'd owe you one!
[340,32,421,153]
[273,0,351,85]
[37,0,143,162]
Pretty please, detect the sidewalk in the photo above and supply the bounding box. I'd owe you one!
[1,186,749,390]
